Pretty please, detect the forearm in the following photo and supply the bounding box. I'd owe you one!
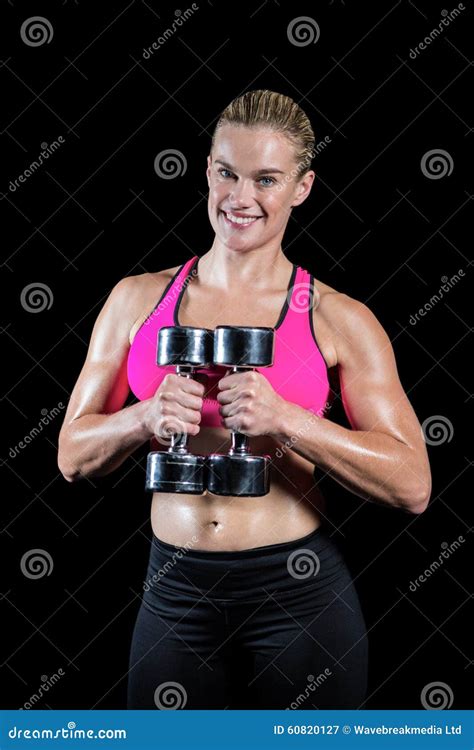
[58,400,153,482]
[272,402,429,512]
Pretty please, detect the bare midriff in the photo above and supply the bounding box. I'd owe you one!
[150,428,326,551]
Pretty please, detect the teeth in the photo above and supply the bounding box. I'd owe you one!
[224,212,260,225]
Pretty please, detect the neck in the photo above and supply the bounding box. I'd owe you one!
[197,244,293,292]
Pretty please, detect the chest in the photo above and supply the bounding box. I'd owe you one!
[129,277,337,370]
[178,287,290,330]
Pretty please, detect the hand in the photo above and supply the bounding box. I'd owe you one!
[144,373,205,440]
[216,370,286,437]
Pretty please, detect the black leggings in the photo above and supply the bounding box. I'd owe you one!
[127,524,368,709]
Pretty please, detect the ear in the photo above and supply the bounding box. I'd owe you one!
[206,154,212,186]
[291,170,316,208]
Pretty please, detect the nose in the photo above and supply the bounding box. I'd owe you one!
[229,178,255,207]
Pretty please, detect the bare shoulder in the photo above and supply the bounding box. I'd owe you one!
[103,268,173,318]
[125,265,181,345]
[312,280,389,368]
[126,264,180,294]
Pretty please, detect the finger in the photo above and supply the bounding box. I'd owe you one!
[175,405,203,424]
[158,416,200,438]
[216,389,236,404]
[217,373,241,390]
[220,399,248,419]
[176,376,206,397]
[175,391,204,411]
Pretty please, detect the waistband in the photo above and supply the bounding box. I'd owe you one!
[152,523,325,559]
[143,523,349,602]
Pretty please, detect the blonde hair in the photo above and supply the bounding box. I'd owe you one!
[211,89,315,180]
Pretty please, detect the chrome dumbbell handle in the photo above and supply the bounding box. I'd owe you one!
[169,365,194,454]
[228,365,251,456]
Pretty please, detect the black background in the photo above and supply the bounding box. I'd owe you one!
[2,0,472,710]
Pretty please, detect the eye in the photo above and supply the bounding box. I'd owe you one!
[259,176,275,187]
[218,168,233,178]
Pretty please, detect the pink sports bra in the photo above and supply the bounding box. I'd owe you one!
[127,256,335,428]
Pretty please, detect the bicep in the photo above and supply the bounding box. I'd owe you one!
[335,300,424,451]
[60,278,136,430]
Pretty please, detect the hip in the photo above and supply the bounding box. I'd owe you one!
[142,521,359,607]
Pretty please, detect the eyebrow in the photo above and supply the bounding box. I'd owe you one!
[214,159,285,176]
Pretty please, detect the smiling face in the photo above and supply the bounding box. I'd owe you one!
[206,124,315,252]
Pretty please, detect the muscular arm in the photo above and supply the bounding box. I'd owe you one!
[57,276,154,482]
[272,295,432,514]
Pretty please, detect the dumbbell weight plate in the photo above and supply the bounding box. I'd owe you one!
[158,326,214,367]
[213,326,274,368]
[207,453,271,497]
[146,451,206,494]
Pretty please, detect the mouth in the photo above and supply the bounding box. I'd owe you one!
[219,210,263,229]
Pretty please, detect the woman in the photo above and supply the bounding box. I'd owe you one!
[58,90,431,710]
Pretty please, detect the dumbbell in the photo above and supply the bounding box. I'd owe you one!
[145,326,213,494]
[207,326,275,497]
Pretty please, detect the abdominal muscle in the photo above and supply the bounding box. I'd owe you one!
[150,426,325,551]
